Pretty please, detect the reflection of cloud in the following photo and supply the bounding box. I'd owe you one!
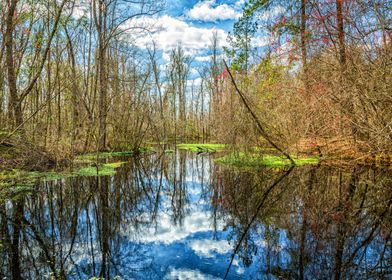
[164,268,221,280]
[232,258,245,275]
[189,239,231,258]
[139,209,222,244]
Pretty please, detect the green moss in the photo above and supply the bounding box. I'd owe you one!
[177,143,226,152]
[165,149,175,153]
[76,147,155,161]
[138,147,155,153]
[0,170,40,186]
[0,161,126,190]
[74,162,125,177]
[215,153,320,168]
[0,170,39,201]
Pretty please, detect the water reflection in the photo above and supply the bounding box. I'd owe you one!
[0,151,391,279]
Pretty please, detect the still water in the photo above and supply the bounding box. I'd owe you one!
[0,151,391,279]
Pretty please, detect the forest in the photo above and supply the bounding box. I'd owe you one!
[0,0,391,279]
[0,0,391,167]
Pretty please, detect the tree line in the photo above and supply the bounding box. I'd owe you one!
[0,0,391,161]
[216,0,391,159]
[0,0,214,159]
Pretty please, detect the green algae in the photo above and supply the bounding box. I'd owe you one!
[75,162,125,177]
[177,143,226,152]
[215,153,320,168]
[77,151,133,161]
[77,147,153,162]
[0,161,126,195]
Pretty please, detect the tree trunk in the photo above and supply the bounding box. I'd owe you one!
[300,0,307,75]
[336,0,346,68]
[98,43,108,151]
[5,0,24,129]
[94,0,108,151]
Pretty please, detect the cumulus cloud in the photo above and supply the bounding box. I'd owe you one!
[187,0,240,22]
[130,15,227,53]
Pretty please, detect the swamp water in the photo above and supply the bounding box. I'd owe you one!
[0,151,391,279]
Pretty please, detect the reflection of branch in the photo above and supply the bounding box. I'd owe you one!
[224,167,294,279]
[344,197,392,267]
[223,60,295,165]
[22,216,58,278]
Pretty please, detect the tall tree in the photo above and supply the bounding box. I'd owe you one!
[5,0,67,130]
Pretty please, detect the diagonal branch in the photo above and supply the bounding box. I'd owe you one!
[223,60,295,165]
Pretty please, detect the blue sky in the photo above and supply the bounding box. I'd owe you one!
[131,0,248,81]
[166,0,244,29]
[131,0,247,64]
[73,0,250,81]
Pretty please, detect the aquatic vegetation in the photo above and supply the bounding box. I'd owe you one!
[0,170,39,188]
[215,153,320,168]
[0,162,126,193]
[75,162,125,177]
[77,147,153,160]
[77,151,134,161]
[177,143,226,152]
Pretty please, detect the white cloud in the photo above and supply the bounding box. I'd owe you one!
[130,15,227,53]
[235,0,247,9]
[187,0,240,22]
[162,52,171,62]
[252,36,270,48]
[188,77,203,87]
[190,68,199,76]
[69,0,90,19]
[257,6,285,21]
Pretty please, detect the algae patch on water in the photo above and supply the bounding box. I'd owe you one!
[76,147,153,163]
[75,162,125,177]
[177,143,226,152]
[215,153,320,168]
[0,161,126,193]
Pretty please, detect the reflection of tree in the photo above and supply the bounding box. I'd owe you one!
[170,151,188,226]
[214,165,392,279]
[0,151,214,279]
[0,154,390,279]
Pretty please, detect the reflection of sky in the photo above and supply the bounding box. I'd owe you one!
[66,154,270,279]
[30,153,390,280]
[115,176,247,279]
